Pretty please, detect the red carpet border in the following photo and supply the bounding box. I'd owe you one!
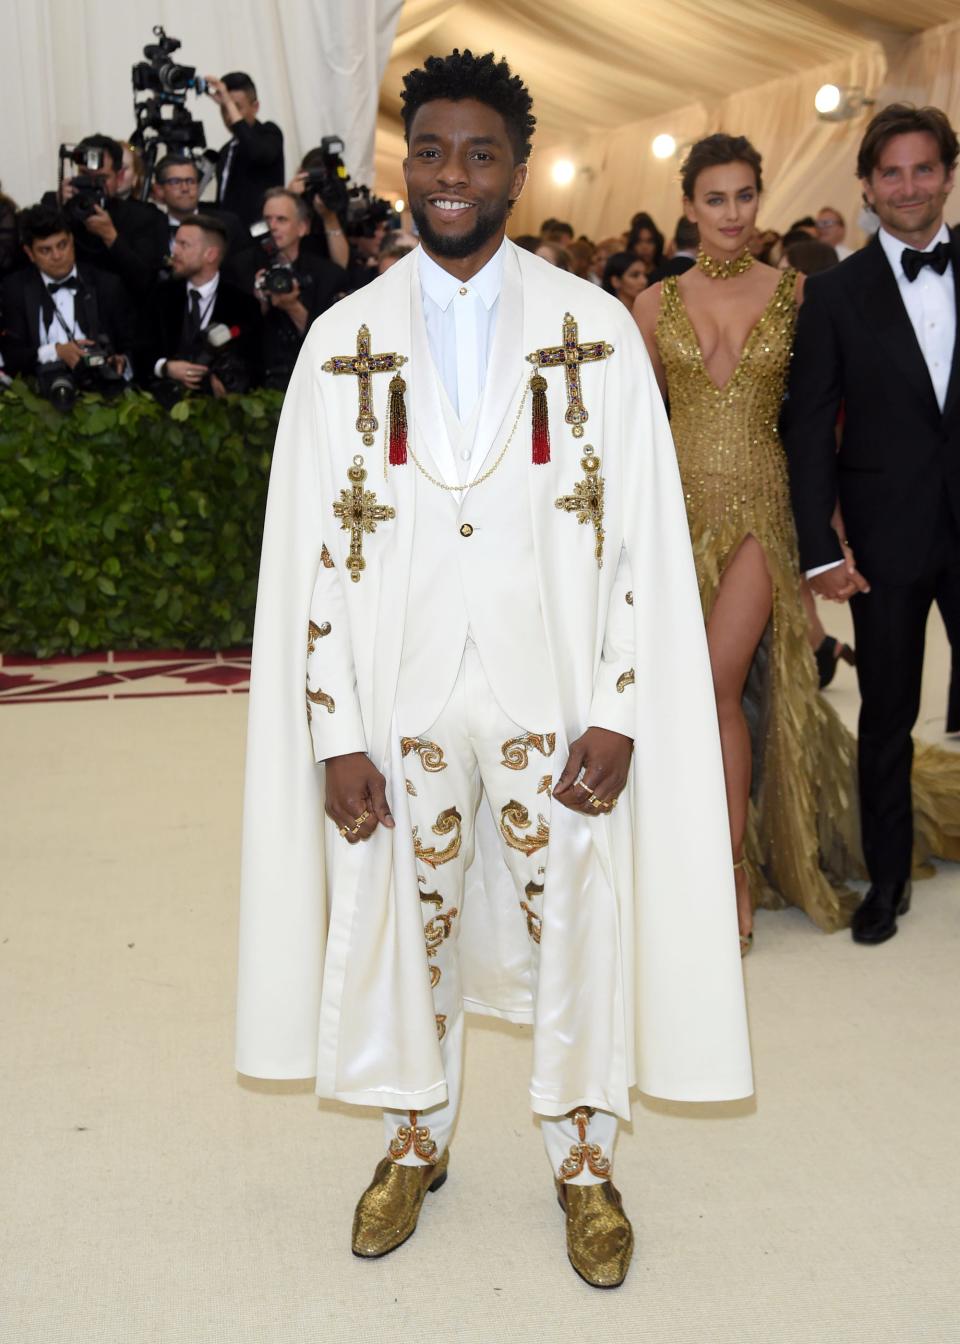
[0,650,251,704]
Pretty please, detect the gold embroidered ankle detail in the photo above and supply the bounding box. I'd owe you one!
[388,1110,439,1164]
[557,1107,613,1182]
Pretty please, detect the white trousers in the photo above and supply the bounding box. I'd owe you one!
[385,643,618,1185]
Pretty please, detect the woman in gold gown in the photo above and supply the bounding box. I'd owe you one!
[634,134,960,948]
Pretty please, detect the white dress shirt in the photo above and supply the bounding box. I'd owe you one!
[418,242,505,420]
[38,268,86,363]
[154,272,220,377]
[806,222,956,579]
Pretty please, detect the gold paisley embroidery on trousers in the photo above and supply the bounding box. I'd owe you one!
[537,774,553,796]
[405,779,417,796]
[401,737,448,772]
[435,1014,447,1041]
[557,1107,613,1182]
[521,879,544,943]
[320,544,335,569]
[420,888,457,991]
[499,800,550,856]
[413,806,462,868]
[389,1111,438,1163]
[500,732,557,770]
[625,590,633,605]
[616,668,635,693]
[307,619,331,655]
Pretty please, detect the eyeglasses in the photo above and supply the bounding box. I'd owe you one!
[816,218,841,230]
[161,176,198,188]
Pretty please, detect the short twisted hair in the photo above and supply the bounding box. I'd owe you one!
[400,49,536,164]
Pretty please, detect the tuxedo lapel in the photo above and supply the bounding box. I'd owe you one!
[941,227,960,420]
[24,272,46,350]
[854,235,940,421]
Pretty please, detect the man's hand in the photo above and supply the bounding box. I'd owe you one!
[810,542,870,603]
[164,359,208,388]
[54,338,93,369]
[268,280,308,333]
[204,76,243,126]
[286,171,307,196]
[59,181,77,205]
[324,751,395,843]
[554,727,633,815]
[84,205,118,246]
[210,374,227,399]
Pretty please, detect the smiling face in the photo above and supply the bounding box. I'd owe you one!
[684,160,760,258]
[403,97,527,270]
[862,131,954,245]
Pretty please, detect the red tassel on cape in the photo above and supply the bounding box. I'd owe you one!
[530,373,550,464]
[388,373,407,465]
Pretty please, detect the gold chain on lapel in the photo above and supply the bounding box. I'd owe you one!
[383,379,530,492]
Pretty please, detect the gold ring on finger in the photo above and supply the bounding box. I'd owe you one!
[353,809,371,827]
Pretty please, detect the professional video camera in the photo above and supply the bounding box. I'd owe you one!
[192,323,249,394]
[248,221,297,296]
[57,144,109,226]
[301,136,352,218]
[344,186,402,239]
[36,339,125,413]
[130,26,210,201]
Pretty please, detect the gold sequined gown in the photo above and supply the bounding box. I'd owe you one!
[656,268,960,931]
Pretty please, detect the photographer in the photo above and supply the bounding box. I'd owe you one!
[150,154,250,281]
[0,204,134,399]
[245,188,344,390]
[288,145,350,270]
[206,72,284,227]
[140,213,261,399]
[43,134,169,297]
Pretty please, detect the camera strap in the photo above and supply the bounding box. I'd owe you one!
[39,280,82,346]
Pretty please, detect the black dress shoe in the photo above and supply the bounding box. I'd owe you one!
[850,882,911,945]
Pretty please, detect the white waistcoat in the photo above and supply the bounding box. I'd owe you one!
[396,361,560,737]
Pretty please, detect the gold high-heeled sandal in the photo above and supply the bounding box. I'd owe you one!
[733,859,753,957]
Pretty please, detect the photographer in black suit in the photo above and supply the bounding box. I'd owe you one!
[205,72,284,228]
[140,213,261,399]
[244,188,344,390]
[44,134,168,297]
[784,104,960,945]
[1,204,134,389]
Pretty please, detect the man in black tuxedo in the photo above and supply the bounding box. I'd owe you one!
[0,203,134,381]
[205,72,284,228]
[648,217,699,285]
[43,134,168,297]
[149,154,253,285]
[784,103,960,945]
[140,213,262,399]
[241,187,344,389]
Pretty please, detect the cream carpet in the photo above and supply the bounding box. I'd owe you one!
[2,604,959,1344]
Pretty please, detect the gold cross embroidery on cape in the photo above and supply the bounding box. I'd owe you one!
[332,455,396,583]
[526,312,614,441]
[322,325,408,448]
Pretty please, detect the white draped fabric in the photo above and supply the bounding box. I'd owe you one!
[0,0,402,208]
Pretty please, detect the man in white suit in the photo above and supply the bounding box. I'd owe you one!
[237,50,752,1289]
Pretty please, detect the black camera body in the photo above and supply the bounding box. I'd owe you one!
[36,339,125,412]
[302,136,351,219]
[249,221,298,297]
[58,145,110,226]
[345,186,401,239]
[191,323,249,395]
[130,26,208,199]
[132,28,207,97]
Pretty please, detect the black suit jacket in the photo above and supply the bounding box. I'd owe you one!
[138,274,263,389]
[783,229,960,583]
[648,254,696,285]
[0,263,135,377]
[216,120,285,227]
[41,191,169,298]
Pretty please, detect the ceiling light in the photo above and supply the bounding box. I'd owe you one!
[815,84,841,115]
[652,134,677,160]
[394,199,406,213]
[815,84,875,122]
[552,159,575,186]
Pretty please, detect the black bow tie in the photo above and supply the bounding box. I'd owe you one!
[48,276,78,294]
[901,240,951,282]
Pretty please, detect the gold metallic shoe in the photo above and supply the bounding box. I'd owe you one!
[556,1180,634,1288]
[351,1150,449,1258]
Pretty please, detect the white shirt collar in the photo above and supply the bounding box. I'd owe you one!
[187,272,220,301]
[878,221,950,279]
[43,266,78,289]
[417,239,506,312]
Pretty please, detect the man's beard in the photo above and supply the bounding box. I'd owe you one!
[411,195,510,259]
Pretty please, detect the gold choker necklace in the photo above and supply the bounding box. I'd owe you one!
[696,248,754,279]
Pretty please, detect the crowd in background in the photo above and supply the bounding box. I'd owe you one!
[0,69,418,408]
[512,202,862,305]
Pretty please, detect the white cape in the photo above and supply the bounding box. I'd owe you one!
[236,243,753,1115]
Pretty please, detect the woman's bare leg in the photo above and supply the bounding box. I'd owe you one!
[706,536,774,941]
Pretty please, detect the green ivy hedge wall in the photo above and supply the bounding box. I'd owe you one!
[0,381,282,657]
